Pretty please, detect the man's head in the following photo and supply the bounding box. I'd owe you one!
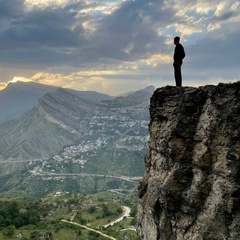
[174,36,180,45]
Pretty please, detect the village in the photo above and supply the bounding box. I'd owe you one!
[48,114,149,170]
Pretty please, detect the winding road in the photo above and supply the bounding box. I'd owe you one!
[61,206,131,239]
[61,219,117,240]
[103,206,130,228]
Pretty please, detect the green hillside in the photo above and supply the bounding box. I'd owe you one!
[0,191,139,240]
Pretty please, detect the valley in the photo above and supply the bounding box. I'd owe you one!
[0,82,153,197]
[0,191,139,240]
[0,82,153,239]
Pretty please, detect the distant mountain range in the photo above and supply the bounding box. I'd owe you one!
[0,81,57,123]
[0,81,114,123]
[0,81,154,196]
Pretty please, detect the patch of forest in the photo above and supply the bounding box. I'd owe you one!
[0,191,138,240]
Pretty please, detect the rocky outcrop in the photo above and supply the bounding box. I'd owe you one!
[137,82,240,240]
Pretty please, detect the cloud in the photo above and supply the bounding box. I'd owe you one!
[0,0,24,19]
[90,0,174,59]
[0,0,239,94]
[31,70,112,93]
[0,1,86,48]
[187,28,239,69]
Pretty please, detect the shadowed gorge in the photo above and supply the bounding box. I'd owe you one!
[137,82,240,240]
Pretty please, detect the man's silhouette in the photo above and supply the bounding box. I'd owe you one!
[173,36,185,86]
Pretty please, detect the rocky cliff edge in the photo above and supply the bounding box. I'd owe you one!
[137,82,240,240]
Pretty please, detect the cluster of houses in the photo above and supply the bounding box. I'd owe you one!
[51,136,109,165]
[46,115,149,171]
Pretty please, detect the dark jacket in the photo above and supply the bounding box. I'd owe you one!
[174,43,185,63]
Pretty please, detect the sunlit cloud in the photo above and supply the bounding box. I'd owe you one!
[175,22,203,36]
[31,72,64,86]
[0,77,31,90]
[31,71,113,93]
[90,2,122,15]
[24,0,70,9]
[0,83,7,91]
[207,22,221,32]
[0,0,239,94]
[146,54,172,68]
[9,77,31,83]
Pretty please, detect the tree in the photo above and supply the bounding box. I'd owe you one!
[2,225,16,237]
[30,231,39,240]
[116,207,123,214]
[28,212,40,225]
[0,215,5,228]
[54,223,62,233]
[88,231,100,238]
[13,216,25,228]
[102,204,112,217]
[130,207,137,217]
[130,217,137,226]
[5,215,12,226]
[7,201,18,215]
[88,206,96,213]
[76,229,82,236]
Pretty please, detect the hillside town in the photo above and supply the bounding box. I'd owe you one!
[48,115,149,169]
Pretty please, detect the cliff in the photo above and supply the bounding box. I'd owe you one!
[137,82,240,240]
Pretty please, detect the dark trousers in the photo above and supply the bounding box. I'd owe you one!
[173,62,182,86]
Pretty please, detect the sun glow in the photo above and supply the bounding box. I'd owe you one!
[0,77,32,91]
[9,77,31,83]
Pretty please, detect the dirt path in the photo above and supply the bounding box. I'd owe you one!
[103,206,131,228]
[61,219,117,240]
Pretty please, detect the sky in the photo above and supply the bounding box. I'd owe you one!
[0,0,239,95]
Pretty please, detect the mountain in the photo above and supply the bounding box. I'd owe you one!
[67,88,115,103]
[0,85,154,196]
[0,88,93,160]
[137,82,240,240]
[0,81,57,123]
[0,81,114,123]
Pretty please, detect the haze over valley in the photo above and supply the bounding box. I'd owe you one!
[0,81,153,197]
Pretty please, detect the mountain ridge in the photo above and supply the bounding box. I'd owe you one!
[0,81,57,123]
[0,81,115,123]
[0,83,154,196]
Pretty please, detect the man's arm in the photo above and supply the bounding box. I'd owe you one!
[174,44,185,62]
[182,46,185,59]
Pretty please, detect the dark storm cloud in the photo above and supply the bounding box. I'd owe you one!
[0,0,239,89]
[0,2,86,48]
[0,0,92,68]
[0,0,175,68]
[0,0,23,19]
[89,0,175,61]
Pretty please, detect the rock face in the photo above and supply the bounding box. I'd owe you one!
[137,82,240,240]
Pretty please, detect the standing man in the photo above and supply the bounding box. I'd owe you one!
[173,36,185,86]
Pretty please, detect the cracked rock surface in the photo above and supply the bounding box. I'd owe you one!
[137,82,240,240]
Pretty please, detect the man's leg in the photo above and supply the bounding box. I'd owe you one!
[174,63,182,86]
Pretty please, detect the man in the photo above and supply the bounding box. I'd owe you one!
[173,36,185,86]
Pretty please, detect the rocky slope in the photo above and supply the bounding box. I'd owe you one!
[0,81,114,124]
[0,86,152,161]
[0,81,57,123]
[0,88,92,160]
[0,86,154,195]
[137,82,240,240]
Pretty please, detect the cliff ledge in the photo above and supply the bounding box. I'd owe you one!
[137,82,240,240]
